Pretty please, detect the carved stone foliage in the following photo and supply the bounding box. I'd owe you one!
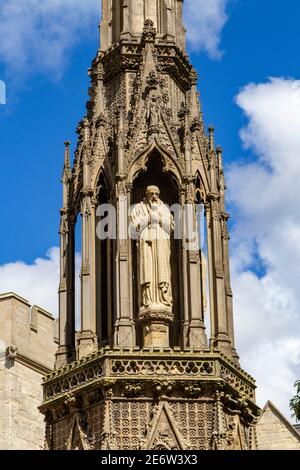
[121,382,145,398]
[156,45,191,91]
[142,19,157,42]
[223,414,255,450]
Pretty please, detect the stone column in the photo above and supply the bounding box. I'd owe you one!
[180,187,189,346]
[112,0,122,44]
[205,203,216,345]
[175,0,186,50]
[78,194,98,359]
[100,0,112,52]
[163,0,175,41]
[145,0,158,27]
[184,180,207,349]
[56,212,76,368]
[216,146,239,363]
[209,196,231,356]
[121,0,131,39]
[113,179,136,347]
[207,127,231,357]
[221,215,239,364]
[56,142,75,368]
[77,122,98,359]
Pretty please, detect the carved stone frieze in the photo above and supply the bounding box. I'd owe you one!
[44,350,258,450]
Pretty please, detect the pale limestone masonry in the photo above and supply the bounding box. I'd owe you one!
[0,293,57,450]
[256,401,300,450]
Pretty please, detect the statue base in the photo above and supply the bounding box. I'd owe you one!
[139,304,173,348]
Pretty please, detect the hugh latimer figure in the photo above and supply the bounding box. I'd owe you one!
[131,186,174,312]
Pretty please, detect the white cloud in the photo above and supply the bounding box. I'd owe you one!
[228,77,300,419]
[0,0,100,81]
[0,247,60,316]
[184,0,230,58]
[0,0,231,83]
[0,247,83,323]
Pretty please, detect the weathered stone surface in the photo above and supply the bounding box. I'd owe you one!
[256,401,300,450]
[44,1,255,450]
[41,349,259,450]
[0,293,57,450]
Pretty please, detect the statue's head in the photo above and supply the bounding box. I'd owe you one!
[146,185,160,204]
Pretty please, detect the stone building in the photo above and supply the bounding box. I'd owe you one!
[0,293,57,450]
[256,402,300,450]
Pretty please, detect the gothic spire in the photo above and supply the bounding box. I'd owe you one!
[62,141,71,182]
[100,0,186,52]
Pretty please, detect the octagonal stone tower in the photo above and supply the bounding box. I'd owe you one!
[41,0,259,450]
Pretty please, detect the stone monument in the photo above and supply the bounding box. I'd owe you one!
[41,1,260,450]
[131,185,174,347]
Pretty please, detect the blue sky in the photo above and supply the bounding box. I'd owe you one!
[0,0,300,420]
[0,0,299,264]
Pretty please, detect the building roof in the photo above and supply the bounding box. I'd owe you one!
[294,424,300,435]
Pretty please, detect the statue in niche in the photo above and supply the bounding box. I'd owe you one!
[147,89,161,129]
[145,72,161,132]
[131,186,174,311]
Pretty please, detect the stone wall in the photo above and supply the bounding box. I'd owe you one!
[256,401,300,450]
[0,293,57,450]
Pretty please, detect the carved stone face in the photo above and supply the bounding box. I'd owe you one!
[146,186,160,204]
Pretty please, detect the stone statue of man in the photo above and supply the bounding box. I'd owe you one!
[131,186,174,312]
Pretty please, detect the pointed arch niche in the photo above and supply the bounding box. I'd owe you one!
[131,150,184,348]
[195,172,210,345]
[95,172,115,347]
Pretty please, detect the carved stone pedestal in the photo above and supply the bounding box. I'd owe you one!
[140,305,174,348]
[55,346,75,369]
[41,349,259,450]
[77,331,98,360]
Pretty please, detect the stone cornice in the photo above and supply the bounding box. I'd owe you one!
[0,292,30,306]
[43,350,256,408]
[98,41,192,90]
[15,353,53,376]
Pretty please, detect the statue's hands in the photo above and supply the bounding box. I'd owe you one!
[159,282,169,293]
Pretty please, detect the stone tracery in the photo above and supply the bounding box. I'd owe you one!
[43,0,259,451]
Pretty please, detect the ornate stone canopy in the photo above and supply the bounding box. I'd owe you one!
[43,1,258,451]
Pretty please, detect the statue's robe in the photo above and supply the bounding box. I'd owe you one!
[131,199,174,309]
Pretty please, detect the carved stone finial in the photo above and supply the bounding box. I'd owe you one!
[178,102,189,121]
[95,62,105,81]
[190,68,199,86]
[146,71,159,89]
[208,125,215,151]
[142,19,157,42]
[191,117,201,133]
